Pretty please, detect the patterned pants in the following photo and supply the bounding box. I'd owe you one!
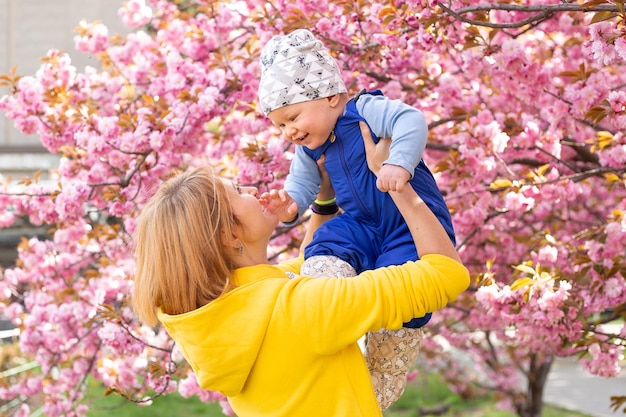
[301,255,424,410]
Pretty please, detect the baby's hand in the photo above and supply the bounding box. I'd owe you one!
[259,189,299,223]
[376,164,411,192]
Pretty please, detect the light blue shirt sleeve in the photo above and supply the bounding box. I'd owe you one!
[283,145,321,222]
[356,94,428,178]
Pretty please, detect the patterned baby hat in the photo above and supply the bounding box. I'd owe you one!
[258,29,347,115]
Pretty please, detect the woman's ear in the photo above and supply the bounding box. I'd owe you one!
[220,229,240,252]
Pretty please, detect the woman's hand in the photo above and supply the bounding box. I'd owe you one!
[360,121,391,177]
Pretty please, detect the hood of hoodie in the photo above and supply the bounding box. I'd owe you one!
[158,264,289,396]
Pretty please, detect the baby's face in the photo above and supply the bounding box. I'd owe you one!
[268,97,340,150]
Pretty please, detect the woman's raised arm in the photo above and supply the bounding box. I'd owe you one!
[299,155,337,253]
[360,122,461,263]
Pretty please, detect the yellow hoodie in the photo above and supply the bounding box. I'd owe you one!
[158,254,469,417]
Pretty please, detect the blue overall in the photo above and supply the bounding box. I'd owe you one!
[303,91,456,328]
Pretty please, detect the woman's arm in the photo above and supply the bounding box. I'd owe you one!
[360,122,461,263]
[299,155,337,253]
[293,131,467,346]
[389,187,461,263]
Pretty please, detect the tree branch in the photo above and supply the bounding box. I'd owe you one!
[437,1,619,29]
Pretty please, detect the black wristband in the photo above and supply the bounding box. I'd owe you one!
[310,202,339,215]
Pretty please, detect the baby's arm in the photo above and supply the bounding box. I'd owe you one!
[260,146,321,224]
[357,94,428,192]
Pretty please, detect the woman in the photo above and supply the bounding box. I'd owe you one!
[131,124,469,417]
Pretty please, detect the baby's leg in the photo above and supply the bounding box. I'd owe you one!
[300,255,357,278]
[301,255,421,410]
[372,236,430,408]
[303,217,419,408]
[365,327,424,409]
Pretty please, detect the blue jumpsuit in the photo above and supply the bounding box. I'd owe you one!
[292,91,456,327]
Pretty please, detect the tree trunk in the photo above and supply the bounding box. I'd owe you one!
[517,354,554,417]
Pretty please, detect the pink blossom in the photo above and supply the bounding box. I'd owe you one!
[98,321,144,355]
[491,131,510,153]
[4,302,24,322]
[581,343,623,377]
[385,80,403,98]
[13,405,30,417]
[606,90,626,113]
[74,21,110,54]
[0,209,16,227]
[475,109,493,125]
[586,21,620,65]
[118,0,153,28]
[535,245,558,265]
[603,277,624,299]
[615,37,626,60]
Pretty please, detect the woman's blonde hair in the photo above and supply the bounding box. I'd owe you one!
[132,166,238,326]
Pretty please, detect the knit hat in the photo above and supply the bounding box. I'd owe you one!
[258,29,347,115]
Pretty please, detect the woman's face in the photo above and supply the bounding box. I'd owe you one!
[221,179,279,244]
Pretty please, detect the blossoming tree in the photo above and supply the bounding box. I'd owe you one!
[1,1,625,417]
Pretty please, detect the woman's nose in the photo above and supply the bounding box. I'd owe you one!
[243,186,258,196]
